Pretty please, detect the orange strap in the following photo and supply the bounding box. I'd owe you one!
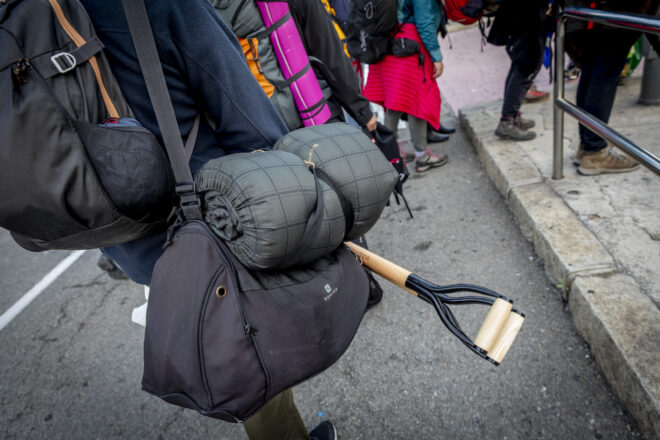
[48,0,119,119]
[239,37,275,98]
[320,0,350,58]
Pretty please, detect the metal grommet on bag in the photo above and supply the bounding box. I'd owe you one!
[216,286,227,298]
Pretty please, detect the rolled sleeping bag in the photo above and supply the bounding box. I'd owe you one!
[195,150,345,270]
[274,123,399,240]
[256,0,332,126]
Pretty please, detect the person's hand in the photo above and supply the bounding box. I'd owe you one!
[365,114,378,132]
[433,61,444,78]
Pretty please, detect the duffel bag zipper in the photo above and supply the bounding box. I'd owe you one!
[181,220,271,415]
[185,221,252,333]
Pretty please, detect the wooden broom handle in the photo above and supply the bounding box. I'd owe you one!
[344,242,417,296]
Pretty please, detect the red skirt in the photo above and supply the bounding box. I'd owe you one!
[364,23,441,129]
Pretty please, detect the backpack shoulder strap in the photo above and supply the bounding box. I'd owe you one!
[120,0,201,220]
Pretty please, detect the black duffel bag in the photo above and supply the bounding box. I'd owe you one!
[143,219,369,421]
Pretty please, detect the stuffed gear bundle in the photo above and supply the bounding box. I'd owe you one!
[195,123,397,270]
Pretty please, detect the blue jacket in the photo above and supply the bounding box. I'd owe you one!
[80,0,289,285]
[398,0,443,62]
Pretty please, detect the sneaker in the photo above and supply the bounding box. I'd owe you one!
[309,421,337,440]
[565,66,580,81]
[415,148,448,172]
[571,144,584,166]
[577,148,640,175]
[495,118,536,141]
[524,84,549,103]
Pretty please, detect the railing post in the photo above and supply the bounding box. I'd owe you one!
[639,36,660,105]
[552,15,566,180]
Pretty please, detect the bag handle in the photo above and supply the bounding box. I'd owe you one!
[121,0,202,221]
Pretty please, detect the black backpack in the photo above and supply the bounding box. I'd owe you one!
[0,0,196,251]
[345,0,399,64]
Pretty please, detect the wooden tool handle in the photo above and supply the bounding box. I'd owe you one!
[344,242,416,296]
[474,298,513,352]
[488,312,525,363]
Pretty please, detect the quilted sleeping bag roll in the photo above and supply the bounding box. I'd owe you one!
[274,123,399,240]
[195,150,346,270]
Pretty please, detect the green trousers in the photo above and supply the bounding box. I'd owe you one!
[243,389,309,440]
[385,109,428,152]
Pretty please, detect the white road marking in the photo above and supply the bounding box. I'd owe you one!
[0,250,86,332]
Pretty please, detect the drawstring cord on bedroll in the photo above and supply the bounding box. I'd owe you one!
[304,144,318,170]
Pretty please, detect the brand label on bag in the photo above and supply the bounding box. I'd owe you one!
[323,283,338,302]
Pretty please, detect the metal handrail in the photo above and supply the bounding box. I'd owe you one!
[553,7,660,179]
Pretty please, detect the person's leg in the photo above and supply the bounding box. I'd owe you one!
[409,114,447,172]
[504,63,535,122]
[384,108,402,134]
[408,114,428,153]
[578,29,640,152]
[384,108,415,162]
[496,60,536,141]
[243,389,309,440]
[576,31,641,175]
[427,88,452,141]
[570,40,596,165]
[501,62,530,118]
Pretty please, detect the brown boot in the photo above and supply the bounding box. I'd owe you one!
[577,148,640,175]
[571,144,584,166]
[514,112,535,130]
[495,118,536,141]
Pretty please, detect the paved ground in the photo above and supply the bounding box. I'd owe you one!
[0,122,642,438]
[446,26,660,440]
[1,116,645,440]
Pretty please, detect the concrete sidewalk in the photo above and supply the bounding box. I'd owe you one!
[459,75,660,439]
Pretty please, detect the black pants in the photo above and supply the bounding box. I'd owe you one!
[501,34,545,117]
[575,29,641,152]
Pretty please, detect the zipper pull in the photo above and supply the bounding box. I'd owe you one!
[244,323,257,335]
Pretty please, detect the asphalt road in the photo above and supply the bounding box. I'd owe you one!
[0,117,643,439]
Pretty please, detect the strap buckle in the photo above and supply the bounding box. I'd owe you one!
[175,181,199,206]
[50,52,77,74]
[175,181,197,198]
[175,181,202,220]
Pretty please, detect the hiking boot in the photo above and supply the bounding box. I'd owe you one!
[309,421,337,440]
[495,119,536,141]
[415,148,448,172]
[514,112,535,130]
[577,148,640,175]
[524,84,549,103]
[571,144,584,166]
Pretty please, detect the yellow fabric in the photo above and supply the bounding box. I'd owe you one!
[239,37,275,98]
[319,0,350,58]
